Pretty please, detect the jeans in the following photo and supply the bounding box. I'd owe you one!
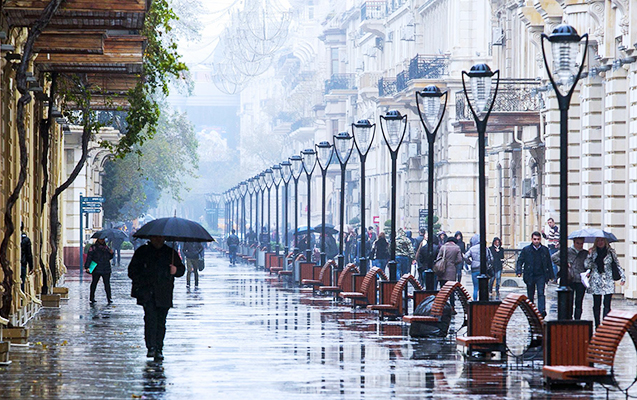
[549,247,558,279]
[456,263,463,282]
[229,245,238,264]
[89,272,111,302]
[372,259,387,270]
[489,269,502,298]
[592,294,613,327]
[396,256,411,276]
[471,270,480,300]
[571,282,586,320]
[186,258,200,287]
[526,275,547,315]
[143,301,170,351]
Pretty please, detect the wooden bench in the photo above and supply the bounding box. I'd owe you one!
[339,267,388,307]
[456,293,544,359]
[301,260,336,289]
[319,263,359,294]
[403,281,471,328]
[543,310,637,389]
[278,253,305,279]
[367,274,423,318]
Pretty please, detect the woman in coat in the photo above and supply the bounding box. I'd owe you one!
[84,237,114,304]
[437,237,463,288]
[454,231,466,282]
[489,237,505,299]
[584,237,626,327]
[370,232,390,271]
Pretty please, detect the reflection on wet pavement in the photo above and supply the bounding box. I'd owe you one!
[0,252,635,399]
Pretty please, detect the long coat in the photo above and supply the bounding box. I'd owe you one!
[584,247,626,295]
[84,242,113,274]
[128,243,185,308]
[438,242,463,281]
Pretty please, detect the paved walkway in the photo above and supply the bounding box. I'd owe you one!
[0,251,636,399]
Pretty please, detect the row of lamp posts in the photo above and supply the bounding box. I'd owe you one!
[221,24,585,322]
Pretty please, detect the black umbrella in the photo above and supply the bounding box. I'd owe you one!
[91,228,128,241]
[313,223,338,235]
[133,217,216,243]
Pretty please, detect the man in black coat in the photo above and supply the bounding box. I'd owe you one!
[84,237,114,304]
[20,223,34,291]
[516,231,554,318]
[128,235,185,361]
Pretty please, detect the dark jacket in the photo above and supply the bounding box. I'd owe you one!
[21,232,34,271]
[325,235,338,260]
[417,241,439,271]
[183,241,204,260]
[227,234,240,248]
[371,237,390,260]
[489,244,505,272]
[551,246,587,283]
[84,242,113,274]
[128,243,185,308]
[516,243,554,283]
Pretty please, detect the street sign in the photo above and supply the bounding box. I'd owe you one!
[83,208,102,213]
[82,202,103,208]
[82,196,104,203]
[419,209,428,231]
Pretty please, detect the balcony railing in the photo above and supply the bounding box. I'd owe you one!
[291,117,314,132]
[396,70,409,92]
[378,77,397,97]
[361,0,386,20]
[325,73,357,94]
[455,79,543,121]
[408,54,449,80]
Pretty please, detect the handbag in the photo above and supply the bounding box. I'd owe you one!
[197,258,205,272]
[611,257,621,281]
[433,247,446,276]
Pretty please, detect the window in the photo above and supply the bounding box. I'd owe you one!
[331,48,339,75]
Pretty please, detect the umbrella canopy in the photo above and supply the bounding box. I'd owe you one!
[91,228,128,241]
[313,223,338,235]
[567,228,618,244]
[296,226,315,234]
[133,217,216,242]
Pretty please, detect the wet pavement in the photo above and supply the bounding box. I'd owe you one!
[1,251,636,399]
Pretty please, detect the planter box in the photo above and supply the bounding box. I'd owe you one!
[2,328,28,345]
[41,294,61,308]
[52,287,69,299]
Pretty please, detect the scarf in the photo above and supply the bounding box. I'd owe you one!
[595,246,608,274]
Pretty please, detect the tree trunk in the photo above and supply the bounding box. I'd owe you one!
[0,0,65,321]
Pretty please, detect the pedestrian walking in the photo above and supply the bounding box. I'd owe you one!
[110,230,126,267]
[84,236,114,304]
[542,217,560,278]
[259,227,269,248]
[128,235,185,361]
[515,231,554,318]
[416,234,439,286]
[454,231,466,282]
[20,222,34,292]
[325,233,338,261]
[489,237,504,299]
[436,237,463,288]
[183,241,204,288]
[551,237,588,320]
[395,228,415,276]
[464,234,493,301]
[370,231,390,270]
[438,231,448,246]
[367,226,377,244]
[584,237,626,327]
[226,229,240,265]
[414,228,426,251]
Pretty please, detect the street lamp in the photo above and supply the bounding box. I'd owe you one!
[264,168,274,251]
[541,24,588,320]
[462,63,500,301]
[247,178,255,244]
[290,155,303,253]
[223,191,229,238]
[379,110,408,281]
[272,164,283,255]
[352,119,375,275]
[333,132,354,272]
[301,148,317,262]
[416,85,448,291]
[316,141,334,266]
[240,181,248,243]
[258,172,266,247]
[281,160,292,255]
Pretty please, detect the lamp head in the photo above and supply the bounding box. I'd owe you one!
[281,160,292,183]
[301,148,317,175]
[466,63,496,116]
[416,85,446,132]
[239,181,248,196]
[545,24,584,95]
[272,164,282,185]
[316,141,333,170]
[380,110,407,151]
[352,119,375,156]
[258,172,266,189]
[247,178,254,193]
[290,155,303,179]
[333,132,353,164]
[264,168,274,187]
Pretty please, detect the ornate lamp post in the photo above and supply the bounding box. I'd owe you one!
[541,24,588,320]
[316,141,334,266]
[379,110,408,281]
[223,191,229,238]
[416,85,448,291]
[352,119,375,275]
[333,132,354,272]
[247,178,255,244]
[281,160,293,255]
[301,148,317,262]
[263,168,274,251]
[240,181,248,242]
[462,63,500,301]
[258,172,266,247]
[290,155,304,252]
[272,164,283,255]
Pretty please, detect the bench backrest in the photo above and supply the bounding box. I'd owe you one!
[587,310,637,367]
[489,293,544,341]
[360,267,388,295]
[317,260,336,285]
[430,281,471,317]
[337,263,360,291]
[389,274,423,306]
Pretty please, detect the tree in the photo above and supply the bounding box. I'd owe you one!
[102,106,199,222]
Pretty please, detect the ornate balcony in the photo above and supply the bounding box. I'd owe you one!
[361,0,386,20]
[324,74,357,94]
[408,55,449,80]
[378,77,397,97]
